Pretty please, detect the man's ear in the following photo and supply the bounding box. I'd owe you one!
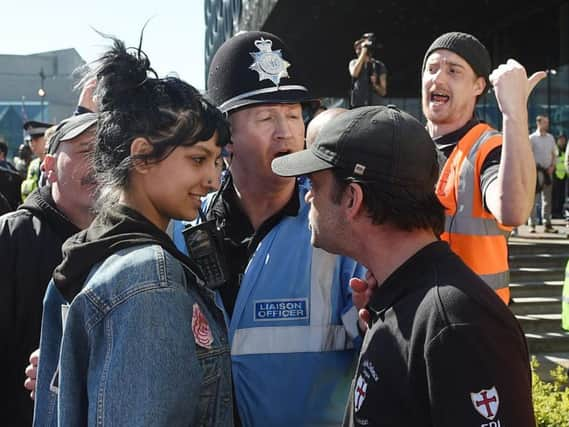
[42,154,57,184]
[345,182,364,221]
[130,137,154,174]
[473,76,486,97]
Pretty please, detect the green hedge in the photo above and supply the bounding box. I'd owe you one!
[532,357,569,426]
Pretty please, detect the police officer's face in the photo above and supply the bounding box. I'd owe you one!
[422,50,485,132]
[228,103,305,186]
[29,135,46,157]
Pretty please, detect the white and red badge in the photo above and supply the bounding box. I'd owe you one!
[354,374,368,412]
[470,386,500,420]
[192,303,214,349]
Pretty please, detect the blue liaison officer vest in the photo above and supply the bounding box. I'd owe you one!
[172,181,365,427]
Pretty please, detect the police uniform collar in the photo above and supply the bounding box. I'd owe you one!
[209,174,300,234]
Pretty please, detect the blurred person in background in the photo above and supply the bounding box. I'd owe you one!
[349,33,387,107]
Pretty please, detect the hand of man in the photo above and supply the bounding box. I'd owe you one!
[547,165,555,176]
[24,349,40,401]
[350,271,378,332]
[489,59,546,117]
[370,74,378,85]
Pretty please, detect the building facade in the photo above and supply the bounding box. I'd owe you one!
[0,48,85,158]
[204,0,569,135]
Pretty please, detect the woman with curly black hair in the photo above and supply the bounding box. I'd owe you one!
[33,37,233,426]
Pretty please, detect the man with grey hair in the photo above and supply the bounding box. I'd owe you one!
[0,113,97,426]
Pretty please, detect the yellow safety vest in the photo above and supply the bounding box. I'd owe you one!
[555,151,566,180]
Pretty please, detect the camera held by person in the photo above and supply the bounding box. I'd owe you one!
[361,32,376,50]
[349,32,388,107]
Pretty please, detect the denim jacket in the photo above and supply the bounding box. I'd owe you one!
[34,243,233,427]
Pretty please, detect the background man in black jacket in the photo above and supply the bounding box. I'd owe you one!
[0,140,23,212]
[0,111,97,426]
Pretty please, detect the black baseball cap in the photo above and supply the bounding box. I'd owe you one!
[23,120,54,137]
[207,31,316,114]
[272,106,438,192]
[46,113,98,154]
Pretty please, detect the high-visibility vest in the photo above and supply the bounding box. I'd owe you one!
[21,157,40,201]
[555,150,566,180]
[436,123,511,304]
[563,259,569,331]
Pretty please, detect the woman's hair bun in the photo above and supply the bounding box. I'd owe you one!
[94,37,157,112]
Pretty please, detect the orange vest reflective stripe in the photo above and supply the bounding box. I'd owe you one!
[435,123,511,304]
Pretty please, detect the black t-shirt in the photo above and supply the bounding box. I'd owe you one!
[344,241,534,427]
[434,118,501,208]
[350,58,388,107]
[206,175,300,317]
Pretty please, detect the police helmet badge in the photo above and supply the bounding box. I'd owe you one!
[249,38,291,86]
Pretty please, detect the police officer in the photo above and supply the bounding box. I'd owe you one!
[173,31,365,427]
[21,120,54,200]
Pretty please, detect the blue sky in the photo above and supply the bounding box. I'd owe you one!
[1,0,206,89]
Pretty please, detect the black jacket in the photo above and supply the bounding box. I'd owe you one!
[0,160,23,212]
[0,186,80,426]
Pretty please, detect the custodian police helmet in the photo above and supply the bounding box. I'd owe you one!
[23,120,54,138]
[207,31,315,114]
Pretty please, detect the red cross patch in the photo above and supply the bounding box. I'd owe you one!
[354,374,368,412]
[470,386,500,420]
[192,303,213,349]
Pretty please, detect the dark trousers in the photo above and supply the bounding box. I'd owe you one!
[552,176,566,218]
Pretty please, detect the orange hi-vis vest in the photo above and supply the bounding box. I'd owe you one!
[436,123,511,304]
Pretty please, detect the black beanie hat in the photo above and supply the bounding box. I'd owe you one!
[422,32,491,94]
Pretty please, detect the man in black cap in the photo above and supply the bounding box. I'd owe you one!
[0,113,97,427]
[172,31,364,427]
[272,105,535,426]
[21,120,54,201]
